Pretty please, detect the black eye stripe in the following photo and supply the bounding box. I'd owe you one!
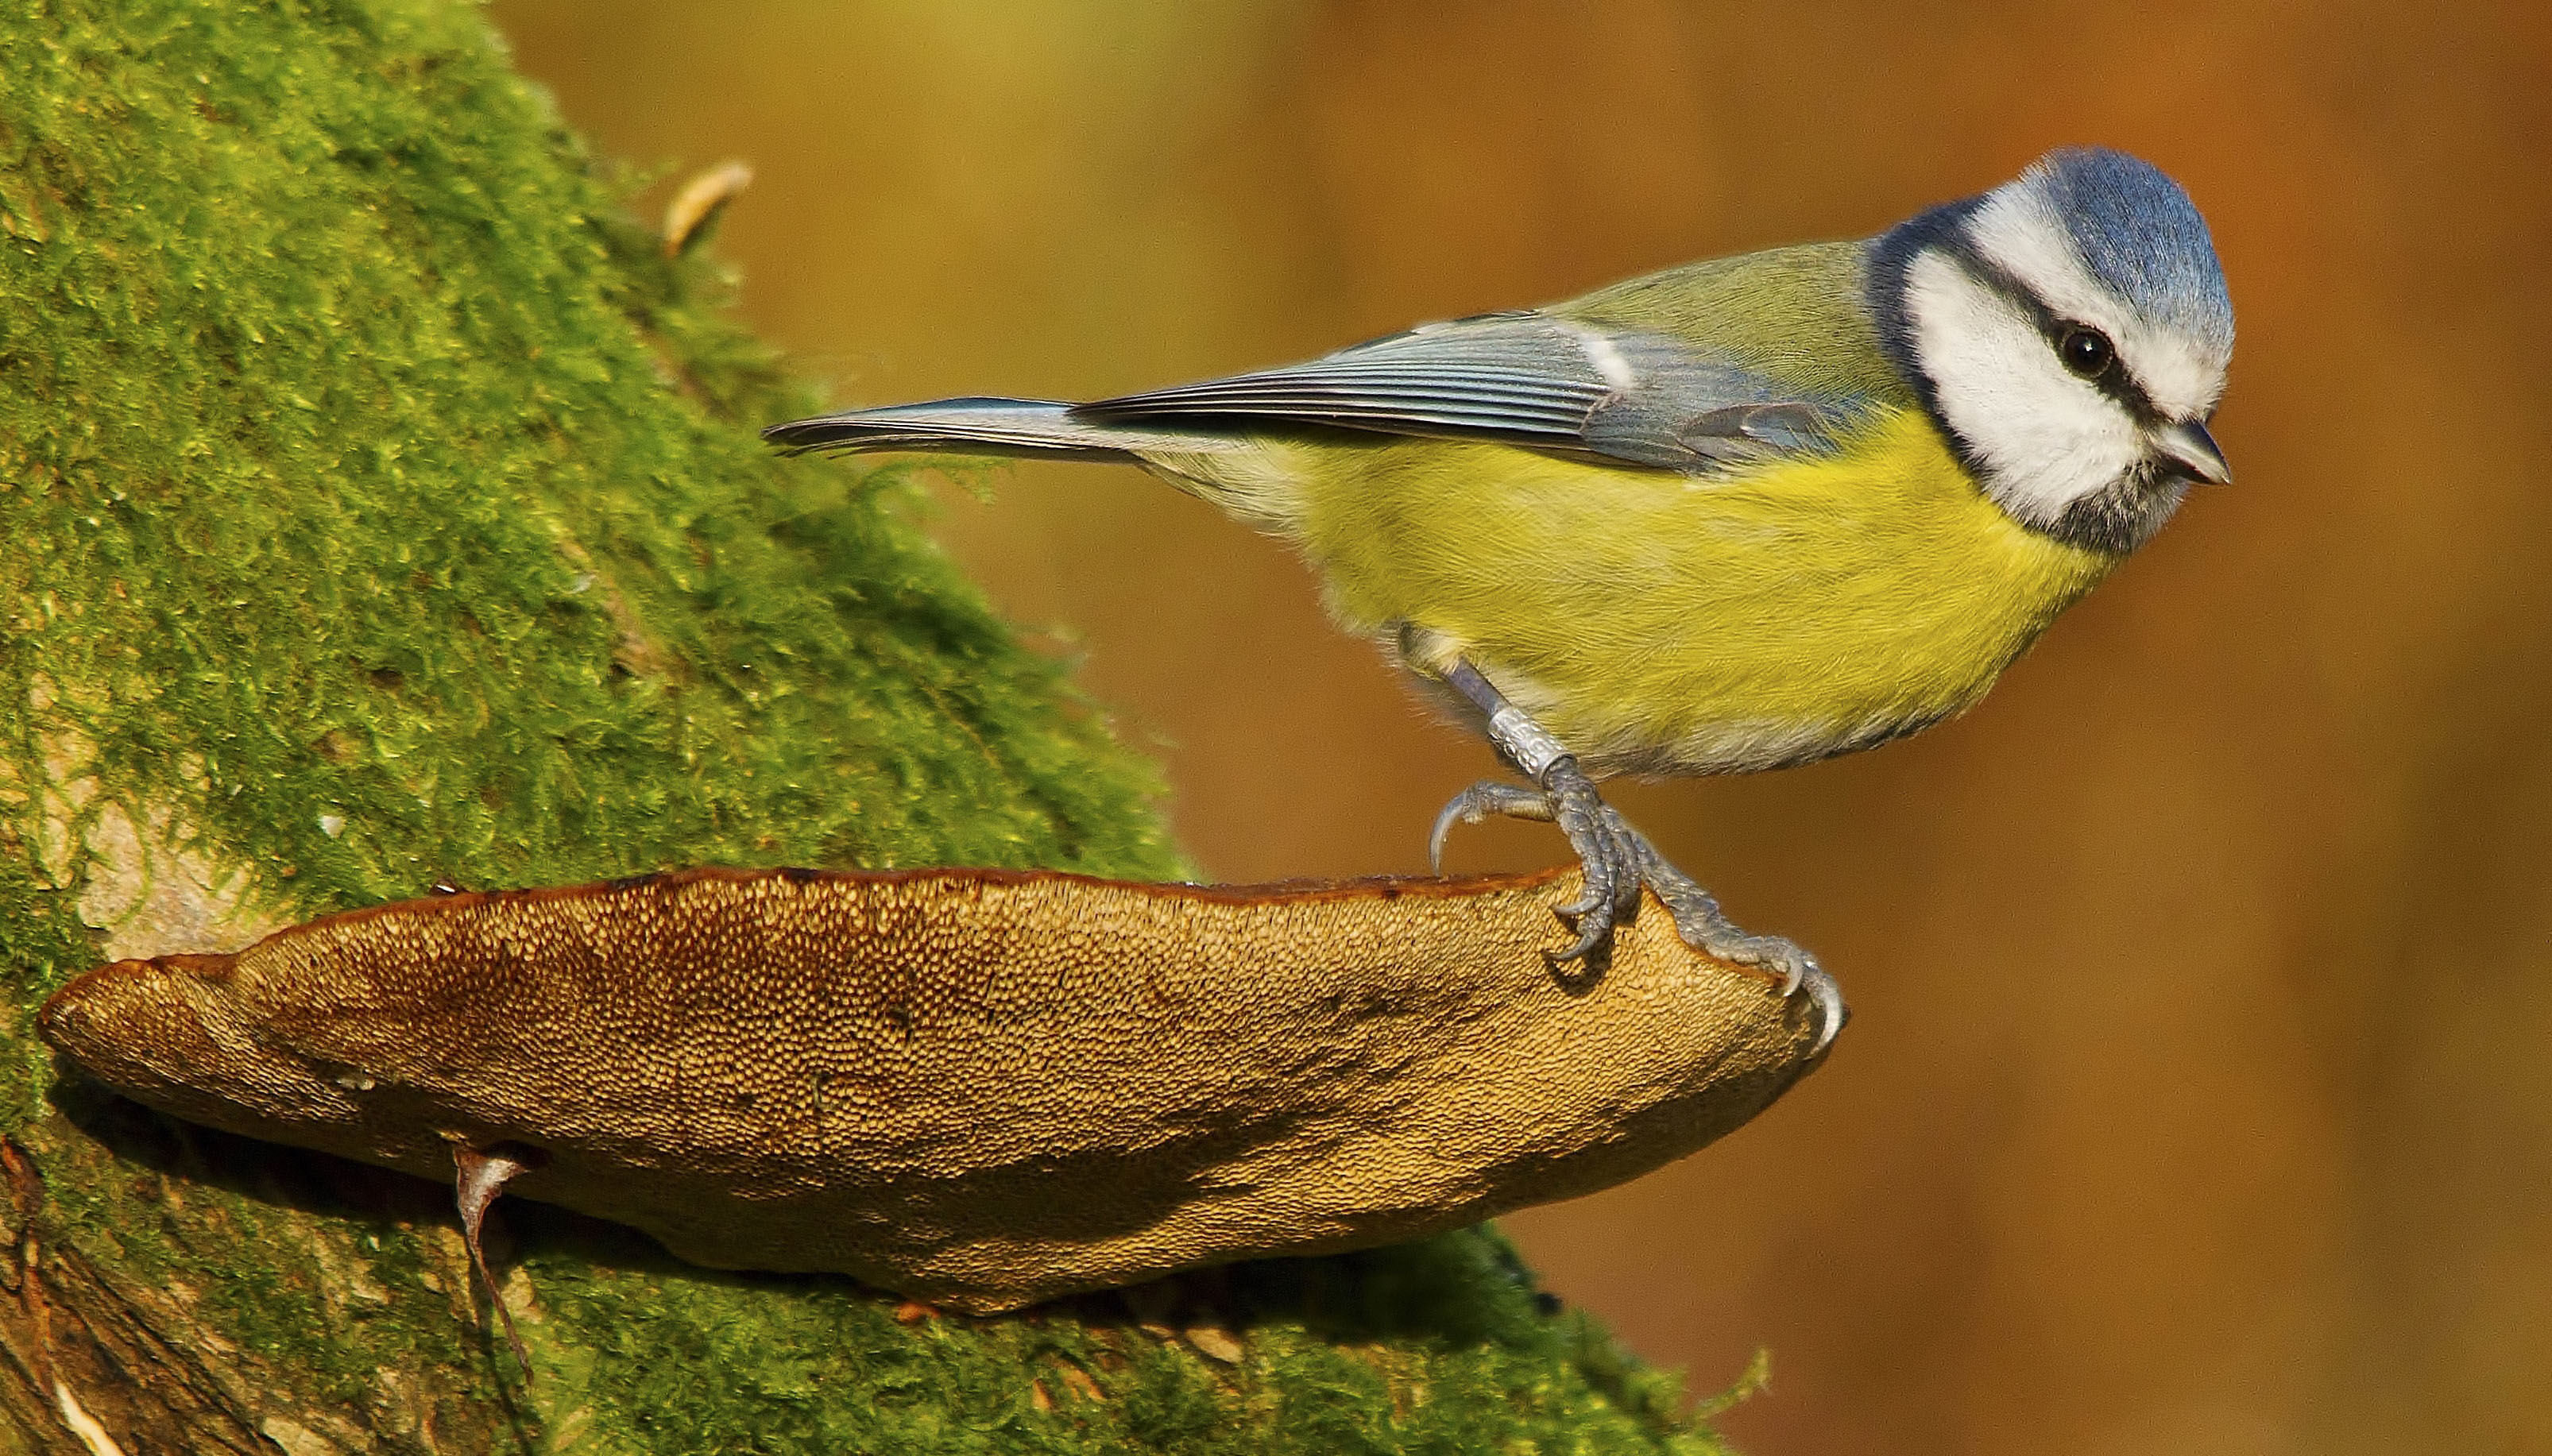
[1943,247,2165,425]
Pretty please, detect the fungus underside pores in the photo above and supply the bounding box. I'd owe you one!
[39,864,1836,1377]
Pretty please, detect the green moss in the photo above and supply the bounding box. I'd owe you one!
[522,1218,1726,1456]
[0,0,1177,951]
[0,1,1739,1450]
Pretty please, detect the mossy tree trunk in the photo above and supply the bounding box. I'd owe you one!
[0,2,1730,1450]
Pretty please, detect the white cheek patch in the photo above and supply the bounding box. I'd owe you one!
[1963,189,2230,421]
[1903,249,2145,526]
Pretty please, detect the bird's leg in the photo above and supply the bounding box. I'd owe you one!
[1429,662,1845,1052]
[1433,660,1645,965]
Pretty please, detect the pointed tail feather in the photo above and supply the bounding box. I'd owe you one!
[764,397,1235,462]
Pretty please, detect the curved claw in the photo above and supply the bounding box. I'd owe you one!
[1547,906,1610,966]
[1800,965,1848,1056]
[1426,798,1464,877]
[1701,933,1845,1053]
[1429,780,1556,875]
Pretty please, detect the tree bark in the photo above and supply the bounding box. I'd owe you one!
[0,2,1733,1450]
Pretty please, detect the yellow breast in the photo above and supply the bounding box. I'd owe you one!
[1262,408,2120,775]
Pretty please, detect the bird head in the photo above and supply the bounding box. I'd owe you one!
[1871,148,2235,554]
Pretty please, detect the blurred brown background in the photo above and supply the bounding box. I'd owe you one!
[484,3,2552,1451]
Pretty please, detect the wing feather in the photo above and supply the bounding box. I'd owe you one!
[1073,311,1864,470]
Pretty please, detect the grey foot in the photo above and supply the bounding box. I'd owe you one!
[1433,765,1641,966]
[1431,781,1846,1054]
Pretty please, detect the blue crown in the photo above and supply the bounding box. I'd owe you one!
[2031,149,2233,353]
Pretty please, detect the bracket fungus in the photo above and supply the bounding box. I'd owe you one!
[40,866,1836,1338]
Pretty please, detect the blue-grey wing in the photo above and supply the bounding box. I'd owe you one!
[1072,311,1860,472]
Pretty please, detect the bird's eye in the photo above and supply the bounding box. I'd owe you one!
[2059,326,2115,378]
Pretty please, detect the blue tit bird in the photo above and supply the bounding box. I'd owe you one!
[766,148,2236,1051]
